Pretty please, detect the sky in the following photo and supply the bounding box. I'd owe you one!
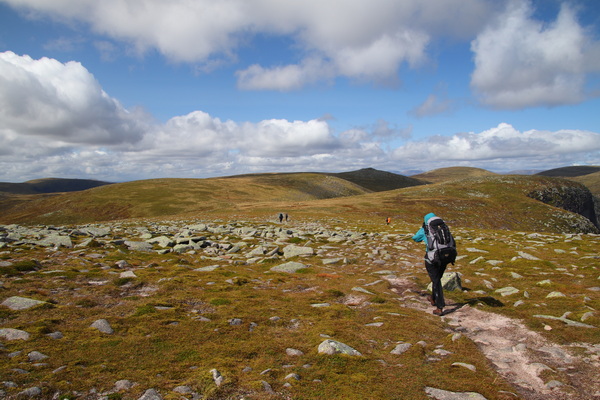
[0,0,599,183]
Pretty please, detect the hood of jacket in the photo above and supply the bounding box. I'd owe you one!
[424,212,436,224]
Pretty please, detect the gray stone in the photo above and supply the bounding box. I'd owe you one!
[390,342,412,355]
[38,234,73,248]
[451,362,476,372]
[173,386,192,394]
[28,351,48,362]
[427,272,462,292]
[270,261,307,273]
[125,241,154,252]
[425,387,487,400]
[534,314,596,328]
[1,296,47,311]
[285,373,301,380]
[115,379,135,390]
[495,287,519,297]
[283,245,314,258]
[518,251,541,261]
[210,369,224,386]
[138,388,162,400]
[546,291,565,298]
[0,328,30,341]
[90,319,114,334]
[195,265,221,272]
[147,236,174,248]
[120,271,137,279]
[16,387,42,398]
[286,348,304,356]
[317,339,362,356]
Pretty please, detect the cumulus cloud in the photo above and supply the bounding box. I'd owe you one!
[4,0,495,89]
[0,51,147,146]
[1,51,599,182]
[471,0,600,109]
[391,123,600,170]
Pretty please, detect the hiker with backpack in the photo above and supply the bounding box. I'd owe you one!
[412,212,457,316]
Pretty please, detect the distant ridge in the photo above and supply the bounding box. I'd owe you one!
[411,167,497,183]
[536,166,600,178]
[0,178,112,195]
[329,168,425,192]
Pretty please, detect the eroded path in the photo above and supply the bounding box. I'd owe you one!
[386,276,600,400]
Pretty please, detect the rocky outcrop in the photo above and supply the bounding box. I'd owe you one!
[528,182,599,232]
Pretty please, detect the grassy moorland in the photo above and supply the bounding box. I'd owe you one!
[0,168,599,399]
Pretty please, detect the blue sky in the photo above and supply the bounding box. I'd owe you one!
[0,0,599,182]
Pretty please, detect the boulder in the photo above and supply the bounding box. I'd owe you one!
[283,245,314,258]
[270,261,307,273]
[90,319,114,334]
[317,339,362,356]
[0,328,30,341]
[427,272,462,292]
[2,296,47,311]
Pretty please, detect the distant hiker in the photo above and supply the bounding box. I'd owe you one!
[285,213,289,222]
[412,213,457,316]
[279,213,284,223]
[386,217,391,225]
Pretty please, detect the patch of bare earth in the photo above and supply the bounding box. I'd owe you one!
[386,277,600,400]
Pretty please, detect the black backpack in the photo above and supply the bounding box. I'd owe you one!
[424,216,457,265]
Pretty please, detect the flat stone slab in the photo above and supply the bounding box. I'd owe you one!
[1,296,47,311]
[425,387,488,400]
[270,261,307,273]
[0,328,30,341]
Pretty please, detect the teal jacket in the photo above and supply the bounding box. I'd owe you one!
[412,212,437,248]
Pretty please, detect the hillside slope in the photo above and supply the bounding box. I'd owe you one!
[286,175,598,234]
[0,178,112,194]
[329,167,425,192]
[536,165,600,178]
[411,167,497,183]
[0,174,370,225]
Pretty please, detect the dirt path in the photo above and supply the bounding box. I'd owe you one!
[386,277,600,400]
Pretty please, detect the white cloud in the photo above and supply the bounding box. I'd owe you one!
[0,51,147,146]
[471,0,600,109]
[4,0,495,89]
[1,52,598,182]
[391,123,600,170]
[236,58,335,91]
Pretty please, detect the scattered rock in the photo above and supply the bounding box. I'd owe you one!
[0,328,30,341]
[425,386,487,400]
[27,351,48,362]
[138,388,162,400]
[495,287,519,296]
[390,342,412,355]
[90,319,114,334]
[270,261,307,273]
[451,362,476,372]
[1,296,47,311]
[210,369,224,386]
[317,339,362,356]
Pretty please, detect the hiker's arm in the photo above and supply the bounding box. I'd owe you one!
[412,228,425,242]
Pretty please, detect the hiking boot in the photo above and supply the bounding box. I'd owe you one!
[433,308,443,316]
[427,295,435,306]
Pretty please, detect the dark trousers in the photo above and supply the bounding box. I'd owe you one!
[425,259,447,309]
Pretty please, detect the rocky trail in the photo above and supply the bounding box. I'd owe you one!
[387,276,600,400]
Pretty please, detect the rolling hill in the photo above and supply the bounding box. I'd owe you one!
[411,167,497,183]
[0,178,112,195]
[329,167,425,192]
[536,165,600,178]
[0,171,597,234]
